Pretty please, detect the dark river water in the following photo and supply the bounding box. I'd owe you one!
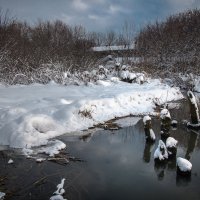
[0,98,200,200]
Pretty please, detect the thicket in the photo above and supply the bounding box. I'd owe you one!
[0,10,134,85]
[135,9,200,76]
[2,8,199,85]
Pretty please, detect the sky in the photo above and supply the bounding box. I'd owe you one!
[0,0,200,33]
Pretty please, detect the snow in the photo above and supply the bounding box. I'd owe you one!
[160,108,171,120]
[109,77,120,83]
[154,140,168,160]
[38,140,66,157]
[91,44,134,52]
[120,70,130,79]
[119,71,145,83]
[50,178,66,200]
[187,91,199,123]
[50,195,66,200]
[0,78,183,151]
[22,140,66,157]
[177,157,192,172]
[36,158,46,163]
[8,159,14,164]
[149,129,156,141]
[187,91,198,105]
[96,80,112,87]
[166,137,178,148]
[0,192,5,200]
[171,120,178,125]
[194,78,200,92]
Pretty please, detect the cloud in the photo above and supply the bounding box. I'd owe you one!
[0,0,200,32]
[88,14,100,20]
[109,4,122,14]
[72,0,89,11]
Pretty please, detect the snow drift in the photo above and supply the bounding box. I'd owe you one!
[0,78,183,149]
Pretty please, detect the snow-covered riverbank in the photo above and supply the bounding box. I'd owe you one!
[0,78,183,152]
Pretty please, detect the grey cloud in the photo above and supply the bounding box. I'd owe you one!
[0,0,199,32]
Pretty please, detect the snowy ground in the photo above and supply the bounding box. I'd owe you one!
[0,78,183,156]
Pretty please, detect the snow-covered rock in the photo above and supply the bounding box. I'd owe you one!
[177,157,192,174]
[154,140,168,161]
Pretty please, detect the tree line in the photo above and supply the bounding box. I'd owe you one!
[135,9,200,75]
[0,9,134,84]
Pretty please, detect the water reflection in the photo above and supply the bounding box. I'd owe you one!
[154,161,167,181]
[167,157,176,170]
[143,142,154,163]
[185,131,198,160]
[176,174,191,187]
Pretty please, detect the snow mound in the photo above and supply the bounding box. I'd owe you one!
[96,80,112,86]
[13,115,65,148]
[177,157,192,172]
[0,79,183,150]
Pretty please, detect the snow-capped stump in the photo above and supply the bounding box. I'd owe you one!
[166,137,178,157]
[160,108,171,125]
[187,91,200,129]
[154,140,168,161]
[177,157,192,176]
[8,159,14,164]
[171,120,178,127]
[143,116,156,142]
[160,108,171,137]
